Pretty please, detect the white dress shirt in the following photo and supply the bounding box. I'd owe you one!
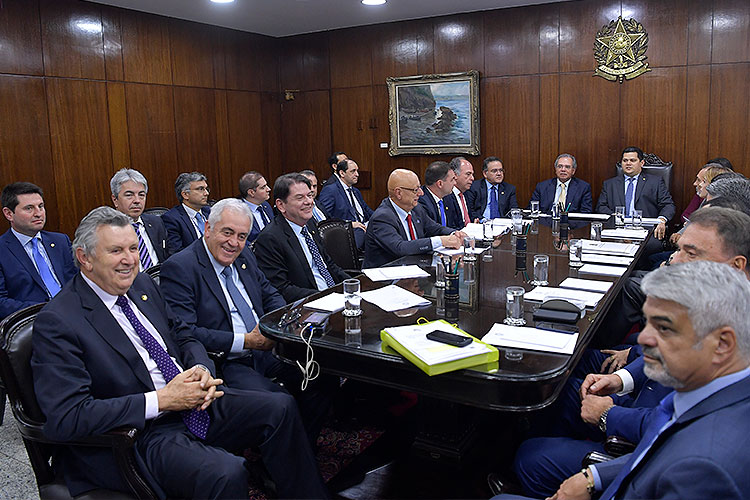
[182,204,204,238]
[285,218,329,290]
[389,199,442,250]
[12,228,62,288]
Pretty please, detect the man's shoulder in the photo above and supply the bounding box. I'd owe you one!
[370,199,397,220]
[469,179,485,192]
[140,213,164,225]
[162,205,185,221]
[254,218,286,243]
[162,240,201,268]
[571,177,592,189]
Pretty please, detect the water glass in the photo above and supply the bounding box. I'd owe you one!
[530,200,540,218]
[342,278,362,316]
[632,209,643,228]
[551,203,561,220]
[615,206,625,227]
[463,259,476,284]
[568,239,583,267]
[504,286,526,326]
[463,236,476,261]
[344,316,362,348]
[511,208,523,232]
[590,222,603,241]
[533,254,549,286]
[435,257,446,288]
[483,220,494,240]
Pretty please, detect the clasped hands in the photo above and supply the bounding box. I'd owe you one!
[157,365,224,412]
[440,230,468,249]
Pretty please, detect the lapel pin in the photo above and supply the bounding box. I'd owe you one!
[141,294,148,301]
[50,243,55,248]
[501,191,505,195]
[241,263,247,270]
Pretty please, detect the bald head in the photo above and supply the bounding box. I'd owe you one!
[388,169,423,211]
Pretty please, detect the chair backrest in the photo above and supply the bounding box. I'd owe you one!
[142,207,168,217]
[615,152,673,190]
[317,219,360,270]
[144,263,161,286]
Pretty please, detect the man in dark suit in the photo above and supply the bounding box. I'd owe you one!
[529,153,593,213]
[321,151,347,189]
[162,172,211,254]
[318,158,374,224]
[0,182,76,318]
[417,161,463,230]
[300,169,332,226]
[110,168,169,269]
[238,171,274,244]
[254,174,349,303]
[363,169,464,268]
[596,146,676,240]
[31,206,327,499]
[465,156,518,220]
[449,156,475,228]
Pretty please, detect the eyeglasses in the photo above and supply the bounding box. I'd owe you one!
[192,186,210,193]
[397,186,421,194]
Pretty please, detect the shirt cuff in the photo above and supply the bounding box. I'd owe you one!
[430,236,442,250]
[590,464,603,491]
[657,216,667,223]
[614,368,634,395]
[144,391,160,420]
[231,333,245,353]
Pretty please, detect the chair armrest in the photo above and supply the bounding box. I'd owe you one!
[604,436,636,456]
[582,450,616,467]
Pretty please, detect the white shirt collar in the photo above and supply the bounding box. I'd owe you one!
[11,228,41,247]
[426,186,443,204]
[338,176,353,191]
[80,272,119,311]
[389,198,410,219]
[284,217,306,236]
[557,178,571,188]
[182,203,199,219]
[244,199,261,211]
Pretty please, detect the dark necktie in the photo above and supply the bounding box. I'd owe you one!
[258,206,270,226]
[406,214,417,240]
[132,222,153,270]
[115,295,210,440]
[30,238,61,297]
[347,188,363,222]
[438,199,447,225]
[489,185,501,219]
[220,266,257,331]
[301,226,335,288]
[625,177,635,216]
[599,392,675,499]
[194,212,205,235]
[312,204,325,222]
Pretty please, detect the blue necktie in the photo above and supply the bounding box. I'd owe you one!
[625,177,635,217]
[301,226,335,288]
[115,295,210,440]
[132,222,153,270]
[438,199,447,225]
[195,212,205,235]
[30,238,61,298]
[221,266,257,331]
[258,206,270,226]
[489,185,501,219]
[599,392,675,499]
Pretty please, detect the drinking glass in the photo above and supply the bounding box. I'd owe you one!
[568,239,583,267]
[530,200,540,218]
[615,206,625,227]
[503,286,526,326]
[532,254,549,286]
[342,279,362,316]
[590,222,603,241]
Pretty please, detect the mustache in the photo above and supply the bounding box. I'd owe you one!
[642,346,663,362]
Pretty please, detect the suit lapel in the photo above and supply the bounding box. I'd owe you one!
[195,243,232,322]
[283,219,316,288]
[338,182,356,220]
[234,252,265,316]
[634,174,648,203]
[613,176,626,207]
[3,232,46,290]
[141,217,164,260]
[178,205,198,242]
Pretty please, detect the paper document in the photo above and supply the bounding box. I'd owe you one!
[360,284,430,312]
[525,286,604,308]
[568,213,610,220]
[581,240,639,256]
[363,265,429,281]
[305,293,346,313]
[579,264,628,277]
[559,277,613,294]
[623,217,661,226]
[383,322,493,365]
[601,228,649,240]
[581,253,633,266]
[482,323,579,355]
[435,245,491,256]
[462,221,513,239]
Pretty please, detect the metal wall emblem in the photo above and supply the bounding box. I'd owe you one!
[594,16,650,83]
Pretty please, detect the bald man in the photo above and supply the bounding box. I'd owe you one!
[363,169,464,268]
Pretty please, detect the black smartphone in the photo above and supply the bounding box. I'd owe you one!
[425,330,473,347]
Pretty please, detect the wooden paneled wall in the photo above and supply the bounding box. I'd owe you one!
[2,0,749,235]
[278,0,750,216]
[0,0,280,235]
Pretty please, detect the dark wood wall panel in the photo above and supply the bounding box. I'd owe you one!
[120,10,172,84]
[173,87,220,191]
[0,0,44,75]
[708,63,750,169]
[712,0,750,64]
[539,74,560,176]
[107,82,131,169]
[433,13,484,74]
[40,0,105,79]
[279,33,330,92]
[169,20,216,88]
[683,65,711,205]
[622,0,689,67]
[484,6,542,77]
[261,93,283,182]
[330,27,373,88]
[280,90,332,173]
[687,0,713,65]
[101,6,125,81]
[371,21,420,83]
[560,0,619,73]
[225,90,265,192]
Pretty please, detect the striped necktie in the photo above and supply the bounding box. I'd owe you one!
[132,222,153,270]
[301,226,335,288]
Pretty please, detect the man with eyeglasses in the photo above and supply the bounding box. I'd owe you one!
[363,169,465,268]
[162,172,211,254]
[529,153,593,214]
[465,156,518,220]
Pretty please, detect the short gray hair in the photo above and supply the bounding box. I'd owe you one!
[110,168,148,198]
[206,198,253,228]
[449,156,468,176]
[705,177,750,206]
[174,172,207,202]
[554,153,577,170]
[72,206,131,268]
[641,261,750,359]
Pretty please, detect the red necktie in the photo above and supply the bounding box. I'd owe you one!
[458,192,470,225]
[406,214,417,240]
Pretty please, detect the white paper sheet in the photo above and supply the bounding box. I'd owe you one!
[568,213,610,220]
[482,323,579,355]
[580,253,633,266]
[525,286,605,308]
[623,217,661,226]
[434,245,491,256]
[462,221,513,239]
[360,284,431,312]
[559,277,613,294]
[581,240,639,256]
[383,322,493,365]
[362,265,429,281]
[305,293,346,312]
[601,228,649,240]
[579,263,628,277]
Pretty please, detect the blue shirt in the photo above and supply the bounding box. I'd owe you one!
[623,175,638,217]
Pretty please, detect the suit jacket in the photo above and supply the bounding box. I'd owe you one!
[318,178,373,223]
[0,229,77,319]
[596,375,750,500]
[417,188,463,230]
[596,173,676,221]
[140,213,169,262]
[363,198,452,268]
[529,177,593,213]
[465,179,518,220]
[247,200,275,244]
[162,204,211,255]
[159,240,285,353]
[31,273,211,497]
[253,215,350,303]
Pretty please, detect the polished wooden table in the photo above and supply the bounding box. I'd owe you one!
[260,217,648,412]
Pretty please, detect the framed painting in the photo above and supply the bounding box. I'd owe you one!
[387,70,480,156]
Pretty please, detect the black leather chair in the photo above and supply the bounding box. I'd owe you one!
[0,304,158,500]
[144,263,161,286]
[141,207,168,217]
[616,152,673,191]
[317,219,362,273]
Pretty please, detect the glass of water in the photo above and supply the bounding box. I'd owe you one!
[632,209,643,228]
[483,220,494,241]
[590,222,603,241]
[510,208,523,232]
[568,239,583,267]
[532,254,549,286]
[615,206,625,227]
[530,200,540,218]
[463,236,476,261]
[504,286,526,326]
[342,278,362,316]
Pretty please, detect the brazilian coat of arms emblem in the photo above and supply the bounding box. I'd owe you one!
[594,16,651,83]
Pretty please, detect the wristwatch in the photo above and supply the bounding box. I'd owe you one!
[598,406,613,434]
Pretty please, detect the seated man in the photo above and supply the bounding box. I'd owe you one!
[318,158,371,248]
[253,173,349,303]
[31,206,327,499]
[465,156,518,220]
[110,168,169,269]
[0,182,76,318]
[162,172,211,255]
[321,151,347,189]
[448,156,475,228]
[238,171,274,244]
[417,160,463,230]
[529,153,592,213]
[363,169,463,268]
[595,146,675,241]
[300,169,333,225]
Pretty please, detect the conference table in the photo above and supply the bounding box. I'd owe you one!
[259,216,650,413]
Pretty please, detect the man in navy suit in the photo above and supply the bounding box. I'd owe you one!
[110,168,169,269]
[529,154,593,213]
[417,161,463,230]
[321,151,347,189]
[449,156,475,229]
[300,169,333,226]
[465,156,518,220]
[319,159,373,224]
[363,169,464,268]
[254,174,349,303]
[238,171,274,244]
[162,172,211,254]
[596,146,676,240]
[31,207,327,499]
[0,182,76,318]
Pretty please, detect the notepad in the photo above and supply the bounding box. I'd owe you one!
[304,293,346,313]
[579,264,628,277]
[580,253,633,266]
[559,277,613,294]
[525,286,605,308]
[435,245,491,256]
[363,265,429,281]
[568,213,610,220]
[481,323,579,355]
[360,284,430,312]
[601,228,649,240]
[581,240,639,256]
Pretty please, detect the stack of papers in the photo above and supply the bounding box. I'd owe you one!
[568,213,610,220]
[623,217,661,226]
[581,240,639,256]
[580,253,633,266]
[360,284,430,312]
[305,293,346,313]
[463,221,513,239]
[482,323,579,355]
[435,245,491,256]
[601,228,649,240]
[363,265,429,281]
[579,263,628,277]
[559,277,613,293]
[525,286,604,308]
